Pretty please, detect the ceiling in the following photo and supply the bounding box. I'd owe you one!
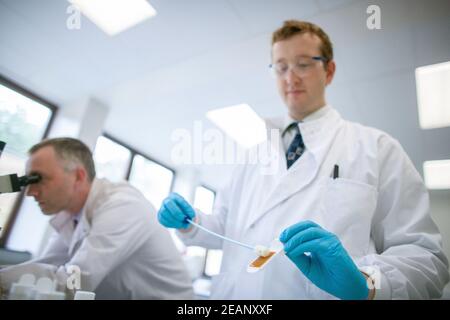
[1,0,449,190]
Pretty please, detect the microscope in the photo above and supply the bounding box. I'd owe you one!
[0,141,41,194]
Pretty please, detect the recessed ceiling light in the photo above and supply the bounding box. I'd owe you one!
[70,0,157,36]
[415,61,450,129]
[423,160,450,190]
[206,104,267,149]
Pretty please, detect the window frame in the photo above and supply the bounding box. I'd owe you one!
[192,184,218,278]
[93,134,133,182]
[102,132,176,194]
[0,74,57,247]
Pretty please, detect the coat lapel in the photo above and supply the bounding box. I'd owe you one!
[49,212,74,248]
[67,180,100,256]
[244,109,343,231]
[68,213,91,257]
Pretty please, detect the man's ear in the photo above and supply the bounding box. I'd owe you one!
[74,166,87,183]
[325,60,336,85]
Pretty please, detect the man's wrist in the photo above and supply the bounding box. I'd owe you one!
[361,271,376,300]
[179,215,198,233]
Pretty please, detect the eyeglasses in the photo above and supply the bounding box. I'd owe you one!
[269,56,327,78]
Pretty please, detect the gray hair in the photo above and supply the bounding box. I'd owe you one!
[29,137,96,181]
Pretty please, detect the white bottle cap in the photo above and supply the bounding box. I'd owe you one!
[9,283,35,300]
[35,291,66,300]
[74,291,96,300]
[35,277,54,292]
[18,274,36,286]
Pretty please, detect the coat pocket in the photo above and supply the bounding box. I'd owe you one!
[321,178,378,257]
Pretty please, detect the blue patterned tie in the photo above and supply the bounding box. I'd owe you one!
[286,123,305,169]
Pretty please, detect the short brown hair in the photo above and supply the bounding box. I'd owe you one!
[29,137,96,181]
[272,20,333,63]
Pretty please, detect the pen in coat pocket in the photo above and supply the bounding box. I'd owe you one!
[333,164,339,179]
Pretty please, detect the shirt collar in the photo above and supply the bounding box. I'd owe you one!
[298,106,342,155]
[50,210,74,233]
[50,179,99,233]
[276,105,342,158]
[282,104,331,136]
[73,211,82,225]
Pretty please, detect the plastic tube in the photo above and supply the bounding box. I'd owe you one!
[186,218,254,251]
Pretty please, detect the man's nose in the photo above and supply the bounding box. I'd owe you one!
[285,68,301,84]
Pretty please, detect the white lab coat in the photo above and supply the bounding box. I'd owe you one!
[0,178,194,300]
[179,107,449,299]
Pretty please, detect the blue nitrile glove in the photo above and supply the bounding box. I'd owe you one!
[279,220,369,300]
[158,193,196,229]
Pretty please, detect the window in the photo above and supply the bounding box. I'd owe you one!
[0,77,55,244]
[194,186,222,277]
[204,249,223,277]
[93,135,131,182]
[186,186,222,279]
[128,154,174,209]
[193,186,216,215]
[93,134,174,209]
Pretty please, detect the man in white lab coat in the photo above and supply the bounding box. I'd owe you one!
[158,20,449,299]
[0,138,193,299]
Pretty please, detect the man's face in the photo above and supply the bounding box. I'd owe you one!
[25,146,77,215]
[271,32,335,120]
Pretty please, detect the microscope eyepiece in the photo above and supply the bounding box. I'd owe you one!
[0,141,42,194]
[0,173,42,194]
[18,174,42,187]
[0,141,41,194]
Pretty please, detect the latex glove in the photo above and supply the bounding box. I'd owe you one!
[279,220,369,300]
[158,193,196,229]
